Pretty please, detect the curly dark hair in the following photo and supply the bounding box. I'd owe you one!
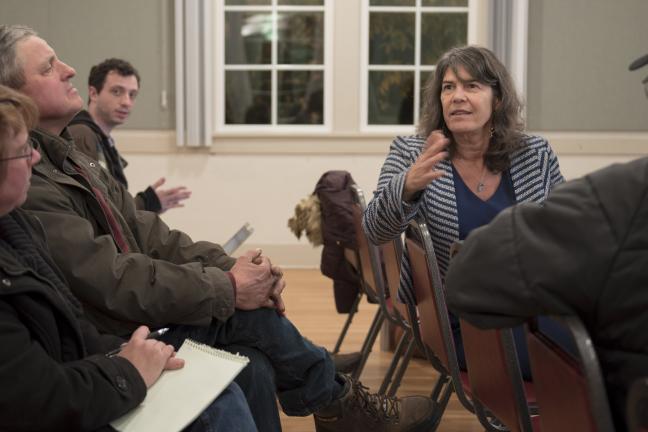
[88,58,140,99]
[418,46,524,173]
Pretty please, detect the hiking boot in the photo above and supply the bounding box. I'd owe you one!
[314,375,438,432]
[330,351,362,374]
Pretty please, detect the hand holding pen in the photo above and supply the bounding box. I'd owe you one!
[111,326,183,389]
[106,327,170,357]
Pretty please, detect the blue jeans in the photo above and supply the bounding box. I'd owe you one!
[184,382,257,432]
[162,308,340,432]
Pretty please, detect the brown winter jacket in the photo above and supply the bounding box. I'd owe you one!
[315,170,362,313]
[23,128,235,336]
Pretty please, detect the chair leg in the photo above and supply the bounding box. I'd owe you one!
[378,328,410,394]
[386,334,415,397]
[351,307,385,380]
[332,291,363,355]
[428,373,454,431]
[473,401,509,432]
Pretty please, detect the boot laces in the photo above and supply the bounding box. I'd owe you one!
[347,380,401,422]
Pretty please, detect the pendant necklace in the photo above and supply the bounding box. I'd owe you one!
[477,166,487,193]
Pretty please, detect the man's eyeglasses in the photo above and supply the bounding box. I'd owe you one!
[0,138,35,163]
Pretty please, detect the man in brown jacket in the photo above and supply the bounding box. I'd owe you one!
[0,24,439,432]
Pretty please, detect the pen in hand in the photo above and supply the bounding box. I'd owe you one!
[106,327,171,357]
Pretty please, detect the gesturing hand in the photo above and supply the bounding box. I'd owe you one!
[402,131,449,201]
[151,177,192,213]
[117,326,184,388]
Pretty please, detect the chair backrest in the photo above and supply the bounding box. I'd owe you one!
[526,316,615,432]
[461,320,535,432]
[348,184,410,327]
[346,184,384,303]
[378,234,410,325]
[404,217,473,392]
[628,378,648,432]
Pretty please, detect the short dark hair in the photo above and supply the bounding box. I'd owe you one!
[418,46,524,173]
[88,58,140,96]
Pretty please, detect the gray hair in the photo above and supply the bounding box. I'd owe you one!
[0,25,37,89]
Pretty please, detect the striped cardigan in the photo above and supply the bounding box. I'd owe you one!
[363,134,565,305]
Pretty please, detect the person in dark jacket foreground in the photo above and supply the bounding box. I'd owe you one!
[0,83,256,431]
[445,156,648,431]
[0,24,439,432]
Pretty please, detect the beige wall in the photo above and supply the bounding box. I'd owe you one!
[0,0,175,129]
[120,136,640,268]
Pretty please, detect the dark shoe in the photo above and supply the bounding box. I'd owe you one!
[330,351,362,374]
[314,375,438,432]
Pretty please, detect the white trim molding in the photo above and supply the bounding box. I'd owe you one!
[114,130,648,156]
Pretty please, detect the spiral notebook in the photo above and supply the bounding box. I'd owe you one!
[111,339,249,432]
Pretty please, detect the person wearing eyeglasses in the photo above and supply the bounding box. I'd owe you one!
[0,84,258,431]
[0,24,440,432]
[444,53,648,431]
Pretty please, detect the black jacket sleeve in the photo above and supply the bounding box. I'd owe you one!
[445,170,620,328]
[0,301,146,431]
[135,186,162,213]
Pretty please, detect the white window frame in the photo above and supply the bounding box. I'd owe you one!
[360,0,478,134]
[214,0,333,135]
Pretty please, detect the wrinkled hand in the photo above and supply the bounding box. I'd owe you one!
[250,251,286,315]
[117,326,184,388]
[402,131,449,201]
[270,265,286,316]
[230,249,275,310]
[151,177,192,213]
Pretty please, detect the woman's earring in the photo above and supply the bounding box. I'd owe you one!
[489,127,495,138]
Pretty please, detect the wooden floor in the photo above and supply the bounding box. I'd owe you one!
[278,269,483,432]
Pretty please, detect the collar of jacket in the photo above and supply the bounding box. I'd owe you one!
[69,109,109,140]
[31,127,76,171]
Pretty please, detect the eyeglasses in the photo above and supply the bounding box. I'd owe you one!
[0,137,35,163]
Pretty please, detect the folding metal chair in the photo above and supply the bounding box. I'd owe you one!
[404,216,477,428]
[348,184,415,394]
[461,320,539,432]
[526,316,615,432]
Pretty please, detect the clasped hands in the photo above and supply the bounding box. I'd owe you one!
[229,249,286,315]
[402,130,450,201]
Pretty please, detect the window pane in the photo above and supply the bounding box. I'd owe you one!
[278,12,324,64]
[225,12,272,65]
[422,0,468,6]
[368,71,414,125]
[278,70,324,124]
[369,13,415,65]
[370,0,415,6]
[420,13,467,65]
[420,71,433,115]
[226,0,271,5]
[279,0,324,5]
[225,71,271,124]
